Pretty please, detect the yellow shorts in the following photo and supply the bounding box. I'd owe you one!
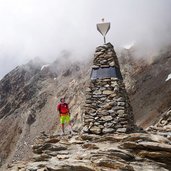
[60,114,70,124]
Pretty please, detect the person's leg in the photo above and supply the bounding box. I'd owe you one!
[69,122,74,134]
[60,116,65,134]
[66,115,73,134]
[61,123,65,134]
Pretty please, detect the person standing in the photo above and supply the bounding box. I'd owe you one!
[57,98,73,135]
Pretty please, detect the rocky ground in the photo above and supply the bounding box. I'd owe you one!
[147,107,171,135]
[7,131,171,171]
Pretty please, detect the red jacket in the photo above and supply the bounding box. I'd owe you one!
[57,103,69,114]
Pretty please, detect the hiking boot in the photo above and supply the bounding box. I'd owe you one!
[69,129,74,135]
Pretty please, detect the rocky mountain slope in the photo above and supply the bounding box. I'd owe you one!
[0,57,90,168]
[119,48,171,127]
[0,44,171,170]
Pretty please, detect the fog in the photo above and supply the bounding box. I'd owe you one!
[0,0,171,79]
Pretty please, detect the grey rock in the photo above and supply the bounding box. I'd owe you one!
[109,93,117,97]
[94,122,100,126]
[89,113,97,117]
[90,126,101,134]
[104,84,110,88]
[108,109,115,114]
[118,102,125,106]
[116,128,127,133]
[94,158,134,170]
[101,65,110,68]
[102,128,115,134]
[33,154,50,162]
[82,143,99,150]
[102,78,111,82]
[104,122,113,128]
[111,77,119,81]
[84,118,94,123]
[103,103,112,110]
[85,100,92,104]
[94,117,99,120]
[94,51,104,56]
[103,90,113,95]
[116,97,125,101]
[82,126,89,133]
[92,65,99,69]
[101,116,113,122]
[93,90,102,95]
[109,61,115,66]
[114,86,119,92]
[117,110,125,115]
[85,88,91,92]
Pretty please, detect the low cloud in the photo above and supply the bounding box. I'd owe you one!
[0,0,171,78]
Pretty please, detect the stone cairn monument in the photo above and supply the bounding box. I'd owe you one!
[83,42,135,134]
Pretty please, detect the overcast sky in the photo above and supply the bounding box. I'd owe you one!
[0,0,171,79]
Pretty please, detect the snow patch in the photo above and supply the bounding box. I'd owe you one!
[124,41,135,50]
[41,64,49,71]
[165,73,171,81]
